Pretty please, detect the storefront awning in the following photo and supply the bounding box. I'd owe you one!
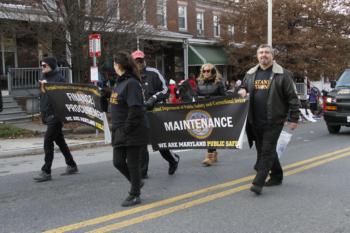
[188,45,228,66]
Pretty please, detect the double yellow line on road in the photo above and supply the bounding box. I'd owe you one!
[45,146,350,233]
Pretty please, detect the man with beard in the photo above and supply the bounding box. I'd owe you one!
[239,44,300,195]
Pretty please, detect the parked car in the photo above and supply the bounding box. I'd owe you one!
[323,69,350,133]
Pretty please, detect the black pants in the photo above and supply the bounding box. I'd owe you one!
[41,121,76,174]
[113,146,143,196]
[140,147,177,177]
[252,123,284,187]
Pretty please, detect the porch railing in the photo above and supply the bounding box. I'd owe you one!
[7,67,71,93]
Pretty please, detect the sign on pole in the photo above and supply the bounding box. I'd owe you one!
[89,34,101,57]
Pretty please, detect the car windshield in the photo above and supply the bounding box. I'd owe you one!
[336,70,350,88]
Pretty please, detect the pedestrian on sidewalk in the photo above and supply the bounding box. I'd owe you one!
[196,63,226,166]
[131,50,180,179]
[238,44,300,195]
[108,51,149,207]
[0,84,3,112]
[33,56,78,182]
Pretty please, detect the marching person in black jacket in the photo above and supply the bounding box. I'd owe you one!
[196,63,226,166]
[33,56,78,182]
[109,51,149,207]
[131,50,180,178]
[239,44,300,195]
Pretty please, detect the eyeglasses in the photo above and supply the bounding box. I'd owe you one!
[41,64,48,68]
[135,59,144,64]
[203,69,211,73]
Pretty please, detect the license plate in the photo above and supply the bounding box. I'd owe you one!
[347,116,350,122]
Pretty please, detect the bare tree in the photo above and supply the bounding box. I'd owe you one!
[0,0,153,82]
[221,0,350,81]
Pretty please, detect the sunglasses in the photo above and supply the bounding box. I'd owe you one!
[135,59,144,64]
[41,64,48,68]
[203,69,211,73]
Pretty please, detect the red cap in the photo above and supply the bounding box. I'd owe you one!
[131,50,145,59]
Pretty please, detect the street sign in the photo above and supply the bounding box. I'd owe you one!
[89,34,101,57]
[90,66,99,82]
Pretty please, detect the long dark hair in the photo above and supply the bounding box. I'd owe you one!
[113,51,141,81]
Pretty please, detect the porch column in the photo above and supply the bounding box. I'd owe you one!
[183,39,188,79]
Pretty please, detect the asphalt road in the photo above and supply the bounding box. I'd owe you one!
[1,120,350,233]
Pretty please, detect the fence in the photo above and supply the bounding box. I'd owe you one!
[7,67,71,93]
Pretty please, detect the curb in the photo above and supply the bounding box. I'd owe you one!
[0,140,108,159]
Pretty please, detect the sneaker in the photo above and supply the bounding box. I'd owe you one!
[33,172,52,182]
[250,184,263,195]
[121,195,141,207]
[60,166,78,176]
[265,179,282,187]
[168,154,180,175]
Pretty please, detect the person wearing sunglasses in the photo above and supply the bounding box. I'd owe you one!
[196,63,226,166]
[131,50,180,179]
[33,56,78,182]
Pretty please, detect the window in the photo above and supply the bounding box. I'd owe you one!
[196,11,204,36]
[228,25,235,38]
[107,0,120,20]
[213,15,220,37]
[135,0,146,22]
[178,5,187,31]
[156,0,167,27]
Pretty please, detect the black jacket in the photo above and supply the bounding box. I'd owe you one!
[242,62,300,147]
[39,68,65,124]
[141,67,169,102]
[196,78,226,99]
[110,72,149,147]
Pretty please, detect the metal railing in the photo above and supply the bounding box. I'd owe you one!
[7,67,71,92]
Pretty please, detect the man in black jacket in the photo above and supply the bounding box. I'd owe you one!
[33,56,78,182]
[132,50,180,178]
[239,44,300,195]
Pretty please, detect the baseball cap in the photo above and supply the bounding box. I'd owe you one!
[131,50,145,60]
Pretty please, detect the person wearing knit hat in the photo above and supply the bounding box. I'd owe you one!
[42,56,58,70]
[34,56,79,182]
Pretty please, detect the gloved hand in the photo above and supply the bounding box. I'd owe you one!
[144,96,157,110]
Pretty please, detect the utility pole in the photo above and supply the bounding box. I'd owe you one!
[267,0,272,46]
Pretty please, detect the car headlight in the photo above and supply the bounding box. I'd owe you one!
[326,97,336,103]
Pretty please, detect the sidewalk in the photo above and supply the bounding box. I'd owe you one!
[0,120,106,158]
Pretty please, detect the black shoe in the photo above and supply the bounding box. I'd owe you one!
[168,154,180,175]
[142,174,149,179]
[121,195,141,207]
[60,166,78,176]
[250,184,263,195]
[33,172,52,182]
[265,179,282,187]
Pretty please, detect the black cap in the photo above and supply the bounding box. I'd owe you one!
[42,56,57,70]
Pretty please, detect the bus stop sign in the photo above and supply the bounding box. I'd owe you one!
[89,34,101,57]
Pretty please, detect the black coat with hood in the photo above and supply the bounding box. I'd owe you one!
[39,67,65,124]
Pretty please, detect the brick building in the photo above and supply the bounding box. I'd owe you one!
[0,0,238,90]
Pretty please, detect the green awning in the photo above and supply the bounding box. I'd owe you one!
[188,45,228,66]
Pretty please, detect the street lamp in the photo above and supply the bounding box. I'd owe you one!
[267,0,272,46]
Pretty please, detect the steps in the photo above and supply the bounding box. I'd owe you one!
[0,95,32,123]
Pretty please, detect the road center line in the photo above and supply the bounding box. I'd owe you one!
[87,151,350,233]
[44,146,350,233]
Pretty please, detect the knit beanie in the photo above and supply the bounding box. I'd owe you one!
[42,56,57,70]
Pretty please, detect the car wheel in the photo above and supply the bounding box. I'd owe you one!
[327,125,341,134]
